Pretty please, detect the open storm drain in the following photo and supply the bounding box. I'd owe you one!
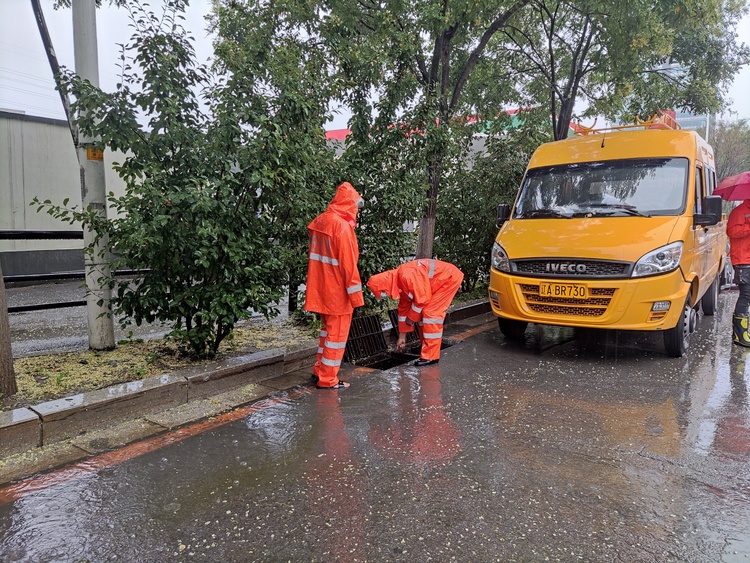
[343,311,453,370]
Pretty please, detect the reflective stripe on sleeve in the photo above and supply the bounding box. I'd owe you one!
[411,303,422,313]
[320,330,328,337]
[347,283,362,294]
[398,315,407,322]
[317,347,324,354]
[309,253,339,266]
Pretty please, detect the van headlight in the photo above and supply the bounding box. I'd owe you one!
[632,241,683,278]
[491,242,511,272]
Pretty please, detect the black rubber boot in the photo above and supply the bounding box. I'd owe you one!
[732,314,750,347]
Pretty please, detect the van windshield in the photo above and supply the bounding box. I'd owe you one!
[514,158,689,219]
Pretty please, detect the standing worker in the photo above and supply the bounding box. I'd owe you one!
[728,199,750,346]
[367,259,463,366]
[304,182,365,389]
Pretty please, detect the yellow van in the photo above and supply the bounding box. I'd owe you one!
[488,117,726,357]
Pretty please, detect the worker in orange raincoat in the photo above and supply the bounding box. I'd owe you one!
[367,259,463,366]
[304,182,365,389]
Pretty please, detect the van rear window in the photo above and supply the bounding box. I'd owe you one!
[514,158,689,219]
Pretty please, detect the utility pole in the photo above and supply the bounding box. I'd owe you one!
[72,0,115,350]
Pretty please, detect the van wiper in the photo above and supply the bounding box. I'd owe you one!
[520,208,572,219]
[585,204,651,218]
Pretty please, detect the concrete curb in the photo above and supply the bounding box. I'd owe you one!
[0,345,317,459]
[0,300,491,463]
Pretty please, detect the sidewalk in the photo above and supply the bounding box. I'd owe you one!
[1,286,493,485]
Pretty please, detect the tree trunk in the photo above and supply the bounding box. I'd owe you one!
[554,97,576,141]
[415,154,443,259]
[288,271,301,314]
[0,263,18,398]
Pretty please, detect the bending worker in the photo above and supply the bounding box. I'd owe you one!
[304,182,365,389]
[728,199,750,346]
[367,259,463,366]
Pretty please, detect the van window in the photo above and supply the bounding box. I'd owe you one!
[514,158,689,219]
[694,166,704,213]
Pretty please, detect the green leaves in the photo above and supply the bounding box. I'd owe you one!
[40,0,339,359]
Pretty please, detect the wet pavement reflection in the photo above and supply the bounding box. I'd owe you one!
[1,295,749,561]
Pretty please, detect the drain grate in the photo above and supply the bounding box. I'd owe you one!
[344,311,431,368]
[343,314,388,363]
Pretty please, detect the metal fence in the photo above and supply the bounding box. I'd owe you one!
[1,230,142,313]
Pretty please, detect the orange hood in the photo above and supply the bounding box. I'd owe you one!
[327,182,363,227]
[367,269,399,300]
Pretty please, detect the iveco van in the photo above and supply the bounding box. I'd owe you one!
[488,117,726,357]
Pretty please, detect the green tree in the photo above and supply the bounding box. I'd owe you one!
[212,0,534,261]
[434,115,551,289]
[503,0,749,140]
[37,0,336,358]
[713,119,750,183]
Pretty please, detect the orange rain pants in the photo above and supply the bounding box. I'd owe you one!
[407,274,462,361]
[313,313,354,388]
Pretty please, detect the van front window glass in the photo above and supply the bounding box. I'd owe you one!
[514,158,689,219]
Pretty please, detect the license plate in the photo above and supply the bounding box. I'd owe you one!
[539,282,588,299]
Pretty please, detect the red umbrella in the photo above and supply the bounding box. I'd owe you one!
[714,171,750,201]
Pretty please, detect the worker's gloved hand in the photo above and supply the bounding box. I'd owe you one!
[396,334,407,352]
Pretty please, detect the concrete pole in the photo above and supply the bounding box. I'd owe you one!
[72,0,115,350]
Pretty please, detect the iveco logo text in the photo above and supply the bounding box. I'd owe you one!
[545,263,587,273]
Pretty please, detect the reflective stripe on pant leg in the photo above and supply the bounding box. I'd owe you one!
[314,328,328,377]
[420,316,444,360]
[317,312,353,387]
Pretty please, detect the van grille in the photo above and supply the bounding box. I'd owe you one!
[520,284,616,317]
[512,259,631,278]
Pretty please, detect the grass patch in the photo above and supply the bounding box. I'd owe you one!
[4,320,317,411]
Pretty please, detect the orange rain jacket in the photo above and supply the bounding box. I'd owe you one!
[366,259,464,331]
[303,182,365,315]
[728,200,750,266]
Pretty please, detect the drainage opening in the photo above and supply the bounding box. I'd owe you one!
[343,311,453,370]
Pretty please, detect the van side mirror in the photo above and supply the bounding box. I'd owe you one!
[496,203,511,228]
[694,195,723,227]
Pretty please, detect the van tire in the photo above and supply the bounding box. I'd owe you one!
[664,293,692,358]
[701,273,719,316]
[498,318,528,341]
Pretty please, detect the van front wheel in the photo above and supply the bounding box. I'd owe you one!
[701,273,719,316]
[498,318,528,341]
[664,293,694,358]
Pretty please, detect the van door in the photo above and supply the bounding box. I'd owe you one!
[704,166,725,280]
[691,165,713,295]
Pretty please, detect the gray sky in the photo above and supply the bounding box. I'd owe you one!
[1,0,748,129]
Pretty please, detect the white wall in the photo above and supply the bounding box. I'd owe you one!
[0,111,126,273]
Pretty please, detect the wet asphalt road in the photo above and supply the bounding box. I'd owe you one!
[1,294,749,562]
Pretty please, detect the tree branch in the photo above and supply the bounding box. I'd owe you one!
[450,0,531,112]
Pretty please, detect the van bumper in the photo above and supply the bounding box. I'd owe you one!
[488,268,690,331]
